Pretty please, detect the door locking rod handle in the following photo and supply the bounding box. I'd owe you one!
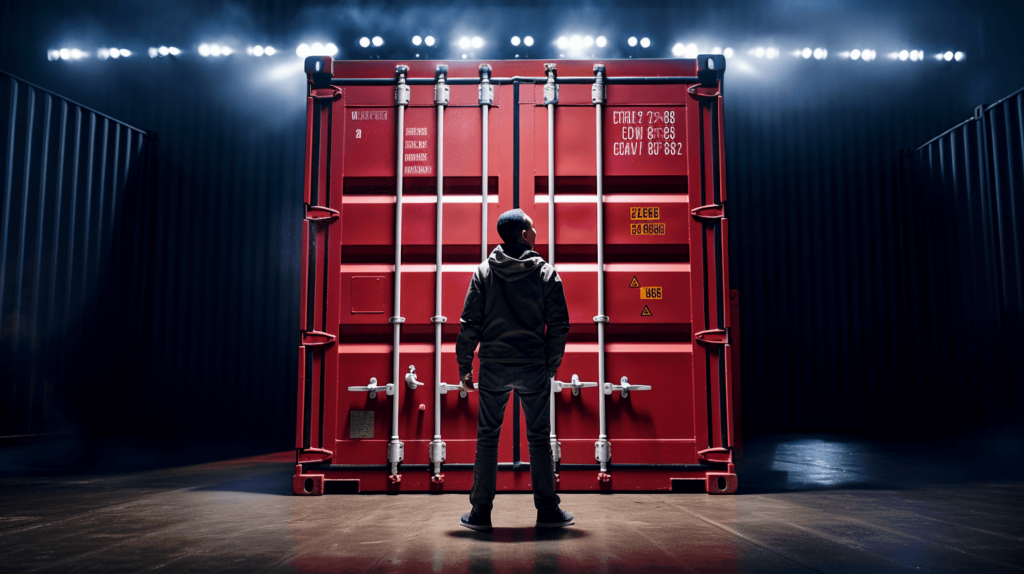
[555,374,600,397]
[440,380,476,398]
[347,377,394,399]
[604,376,652,398]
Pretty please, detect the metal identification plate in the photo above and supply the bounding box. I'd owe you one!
[630,222,666,235]
[350,411,374,438]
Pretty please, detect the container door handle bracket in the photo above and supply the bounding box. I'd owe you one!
[691,204,724,223]
[302,330,336,348]
[695,328,728,347]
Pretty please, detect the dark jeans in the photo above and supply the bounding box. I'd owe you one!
[469,362,560,514]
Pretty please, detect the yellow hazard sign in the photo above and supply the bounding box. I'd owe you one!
[629,276,640,288]
[640,286,662,300]
[641,305,653,317]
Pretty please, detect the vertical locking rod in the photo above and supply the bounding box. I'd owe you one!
[389,65,410,478]
[479,64,493,261]
[592,64,611,475]
[543,63,560,464]
[430,65,449,478]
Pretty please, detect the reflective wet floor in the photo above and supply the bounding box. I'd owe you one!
[1,434,1022,573]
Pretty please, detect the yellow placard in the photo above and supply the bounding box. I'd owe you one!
[630,207,661,220]
[640,286,662,300]
[630,223,666,235]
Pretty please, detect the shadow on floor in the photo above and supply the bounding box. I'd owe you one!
[447,527,588,543]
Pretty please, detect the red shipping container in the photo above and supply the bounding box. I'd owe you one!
[294,56,738,495]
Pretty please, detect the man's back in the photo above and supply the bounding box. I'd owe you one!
[455,243,569,379]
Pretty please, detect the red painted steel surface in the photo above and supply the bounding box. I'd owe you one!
[295,57,737,494]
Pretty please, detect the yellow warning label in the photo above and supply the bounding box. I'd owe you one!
[641,305,653,317]
[630,207,661,220]
[640,286,662,300]
[631,223,666,235]
[628,276,640,288]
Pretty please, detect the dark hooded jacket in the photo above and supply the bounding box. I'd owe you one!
[456,243,570,379]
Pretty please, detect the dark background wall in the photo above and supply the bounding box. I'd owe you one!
[2,0,1023,445]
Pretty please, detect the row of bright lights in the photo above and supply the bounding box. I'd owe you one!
[48,48,131,60]
[48,41,968,63]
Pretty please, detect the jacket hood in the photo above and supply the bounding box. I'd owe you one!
[488,244,546,282]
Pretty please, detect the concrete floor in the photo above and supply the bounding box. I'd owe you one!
[1,434,1022,573]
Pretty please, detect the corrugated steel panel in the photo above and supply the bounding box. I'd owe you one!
[0,71,152,439]
[898,87,1024,431]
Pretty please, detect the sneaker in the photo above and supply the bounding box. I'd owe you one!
[536,508,574,529]
[459,511,492,532]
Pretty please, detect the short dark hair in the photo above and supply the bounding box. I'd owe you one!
[496,209,531,244]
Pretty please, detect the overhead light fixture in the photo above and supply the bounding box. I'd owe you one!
[672,43,684,57]
[628,36,637,47]
[954,51,965,61]
[813,47,827,60]
[472,36,483,49]
[752,47,765,58]
[359,37,370,48]
[723,47,734,58]
[412,35,422,46]
[765,47,778,59]
[459,36,471,49]
[425,36,435,47]
[511,36,521,46]
[200,43,212,57]
[640,37,650,48]
[898,50,909,61]
[943,51,953,61]
[557,36,568,50]
[801,47,812,59]
[584,35,594,48]
[523,36,534,47]
[169,46,181,56]
[372,36,383,47]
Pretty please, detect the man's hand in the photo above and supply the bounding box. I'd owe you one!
[461,372,473,384]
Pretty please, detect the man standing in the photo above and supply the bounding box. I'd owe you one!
[456,209,573,532]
